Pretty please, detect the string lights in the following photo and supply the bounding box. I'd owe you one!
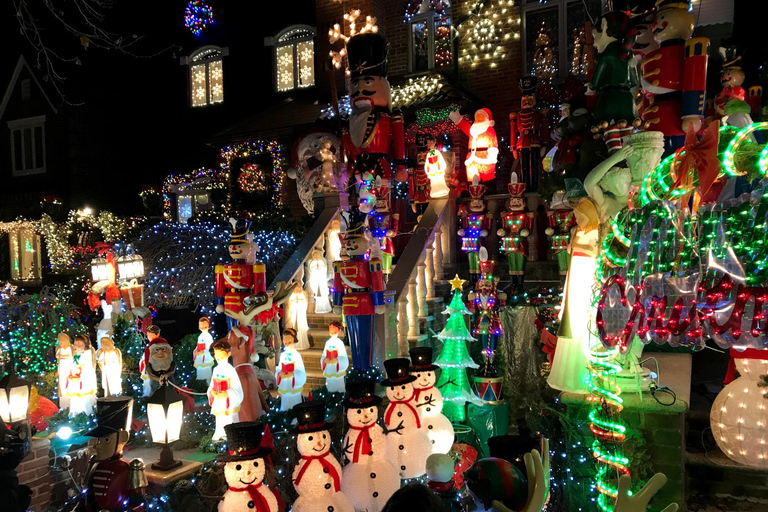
[457,0,520,68]
[219,140,286,211]
[328,9,378,71]
[184,1,215,37]
[391,76,442,108]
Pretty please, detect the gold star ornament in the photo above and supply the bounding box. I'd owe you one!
[448,274,466,291]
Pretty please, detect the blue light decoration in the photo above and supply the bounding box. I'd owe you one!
[184,1,215,37]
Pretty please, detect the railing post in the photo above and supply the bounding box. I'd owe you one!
[398,298,409,356]
[426,234,436,300]
[417,250,428,317]
[433,218,444,282]
[408,272,420,338]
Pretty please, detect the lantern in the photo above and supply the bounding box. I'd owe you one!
[90,256,111,282]
[0,374,30,426]
[146,383,184,470]
[117,246,145,280]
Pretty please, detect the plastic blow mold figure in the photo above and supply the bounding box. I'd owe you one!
[409,347,454,454]
[207,339,243,441]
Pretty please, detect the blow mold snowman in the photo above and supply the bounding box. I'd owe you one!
[382,357,432,478]
[292,401,354,512]
[409,347,454,454]
[218,422,279,512]
[341,380,400,511]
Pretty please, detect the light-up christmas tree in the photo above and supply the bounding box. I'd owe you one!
[434,275,480,423]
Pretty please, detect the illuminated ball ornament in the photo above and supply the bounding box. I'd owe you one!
[292,401,354,512]
[218,422,279,512]
[341,380,400,512]
[710,351,768,469]
[409,347,454,454]
[184,1,214,37]
[464,458,527,512]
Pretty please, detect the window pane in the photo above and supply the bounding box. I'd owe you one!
[191,64,208,107]
[567,0,601,77]
[525,7,559,77]
[23,128,33,170]
[411,21,429,72]
[276,45,295,91]
[297,41,315,88]
[434,16,452,67]
[209,60,224,103]
[34,125,44,168]
[178,195,193,224]
[13,129,22,171]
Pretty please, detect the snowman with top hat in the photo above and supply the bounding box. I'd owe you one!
[292,401,354,512]
[409,347,454,454]
[217,422,279,512]
[341,380,400,512]
[382,357,432,478]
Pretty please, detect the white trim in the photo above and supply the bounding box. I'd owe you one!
[0,55,58,121]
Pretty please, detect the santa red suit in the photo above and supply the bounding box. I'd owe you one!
[450,108,499,183]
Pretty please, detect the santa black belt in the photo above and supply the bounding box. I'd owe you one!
[359,152,388,160]
[343,287,373,292]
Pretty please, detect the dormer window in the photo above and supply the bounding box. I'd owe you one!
[182,46,228,107]
[266,25,316,92]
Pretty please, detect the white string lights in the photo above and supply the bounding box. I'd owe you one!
[458,0,520,68]
[391,76,442,108]
[328,9,378,71]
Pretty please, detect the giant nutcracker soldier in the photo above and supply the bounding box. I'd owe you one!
[333,211,386,372]
[342,33,407,214]
[497,181,533,294]
[458,176,493,285]
[509,76,549,192]
[215,218,267,330]
[641,0,709,155]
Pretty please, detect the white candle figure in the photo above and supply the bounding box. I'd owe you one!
[284,288,311,350]
[66,335,97,416]
[292,401,354,512]
[96,337,123,397]
[409,347,454,454]
[307,249,333,314]
[208,338,244,441]
[321,321,349,393]
[194,317,215,383]
[56,333,73,410]
[83,337,98,409]
[425,135,450,198]
[341,380,400,512]
[217,422,280,512]
[140,325,161,397]
[382,358,433,479]
[327,220,343,279]
[275,328,307,411]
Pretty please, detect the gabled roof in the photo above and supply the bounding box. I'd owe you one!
[0,55,58,120]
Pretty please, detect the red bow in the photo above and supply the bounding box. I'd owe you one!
[228,483,271,512]
[384,400,421,428]
[294,454,341,492]
[673,121,720,207]
[94,242,115,257]
[349,424,374,463]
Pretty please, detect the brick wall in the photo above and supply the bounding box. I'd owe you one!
[17,437,53,512]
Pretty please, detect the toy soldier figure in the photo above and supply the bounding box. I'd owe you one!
[410,133,431,217]
[510,76,548,192]
[497,181,533,294]
[457,176,493,284]
[468,256,506,380]
[215,218,267,330]
[369,211,399,282]
[333,211,387,371]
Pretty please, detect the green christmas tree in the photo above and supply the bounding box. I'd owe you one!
[435,275,480,423]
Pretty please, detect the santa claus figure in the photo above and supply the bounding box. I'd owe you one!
[450,108,498,183]
[141,337,176,394]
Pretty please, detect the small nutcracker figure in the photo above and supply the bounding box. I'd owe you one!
[498,181,533,295]
[410,133,431,217]
[333,211,386,372]
[468,255,506,398]
[83,397,147,511]
[509,76,549,192]
[545,208,576,285]
[457,177,493,284]
[341,33,407,214]
[642,0,709,155]
[369,212,399,282]
[215,218,267,330]
[715,46,746,117]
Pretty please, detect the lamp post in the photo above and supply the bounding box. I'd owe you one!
[0,373,32,446]
[146,383,184,471]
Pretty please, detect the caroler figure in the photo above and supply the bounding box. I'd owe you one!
[498,180,533,295]
[194,317,215,383]
[208,338,244,441]
[321,321,348,393]
[458,176,493,285]
[510,76,549,192]
[56,333,73,410]
[275,328,307,411]
[66,335,97,416]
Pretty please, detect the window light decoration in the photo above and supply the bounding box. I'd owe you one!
[189,47,225,107]
[184,1,214,36]
[328,9,378,72]
[457,0,520,67]
[273,26,315,92]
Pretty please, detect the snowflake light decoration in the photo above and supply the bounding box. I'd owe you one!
[458,0,520,67]
[328,9,378,71]
[185,1,215,37]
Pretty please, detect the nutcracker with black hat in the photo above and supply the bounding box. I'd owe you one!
[715,46,746,117]
[217,422,279,512]
[509,75,548,192]
[498,178,534,295]
[341,32,407,214]
[410,346,455,454]
[332,209,386,372]
[83,397,147,511]
[291,401,354,512]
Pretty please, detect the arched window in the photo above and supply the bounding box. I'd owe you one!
[183,45,228,107]
[266,25,316,92]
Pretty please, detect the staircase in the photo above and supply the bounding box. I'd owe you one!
[299,311,350,391]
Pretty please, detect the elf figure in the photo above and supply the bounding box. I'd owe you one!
[468,257,506,381]
[409,347,454,454]
[410,133,432,217]
[369,212,399,282]
[382,358,432,479]
[341,33,407,214]
[96,337,122,397]
[208,339,244,441]
[194,317,215,383]
[217,422,279,512]
[66,335,97,417]
[641,0,709,154]
[56,333,73,410]
[292,401,354,512]
[321,321,349,393]
[498,181,533,295]
[83,397,146,511]
[215,218,267,330]
[341,380,400,512]
[449,108,499,183]
[275,328,306,411]
[333,211,386,372]
[425,135,449,198]
[458,176,493,284]
[509,76,549,192]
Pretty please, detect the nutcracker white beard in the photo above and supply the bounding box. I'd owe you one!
[469,118,493,138]
[350,97,375,148]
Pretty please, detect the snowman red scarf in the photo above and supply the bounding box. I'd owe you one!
[348,424,374,463]
[413,385,435,405]
[294,453,341,491]
[228,482,270,512]
[385,398,421,428]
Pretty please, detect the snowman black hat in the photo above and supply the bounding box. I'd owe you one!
[343,379,382,407]
[294,400,330,434]
[409,347,439,372]
[381,358,417,386]
[217,422,273,462]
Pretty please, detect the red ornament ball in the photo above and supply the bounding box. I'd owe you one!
[464,457,528,511]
